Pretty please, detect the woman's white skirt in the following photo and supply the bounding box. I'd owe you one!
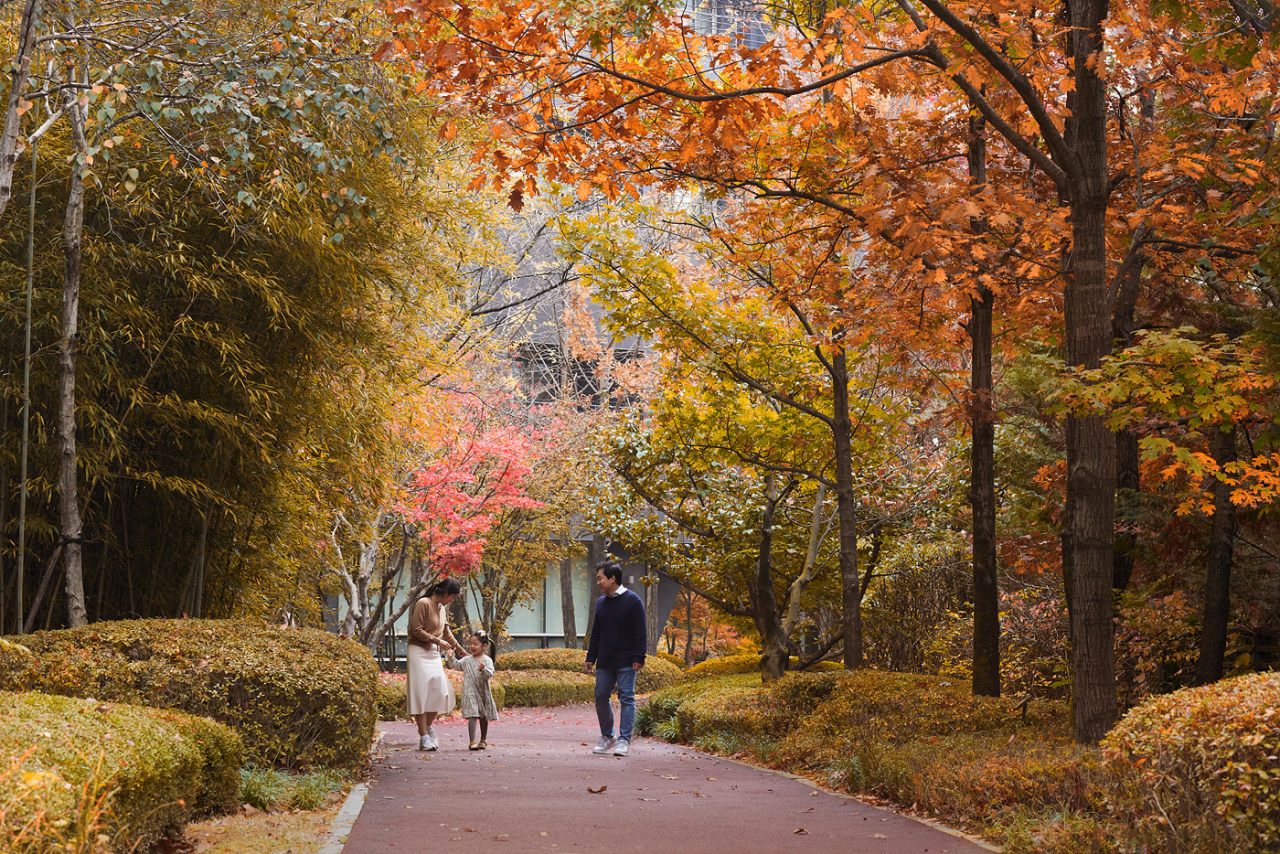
[407,645,455,716]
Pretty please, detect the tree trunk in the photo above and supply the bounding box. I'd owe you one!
[1196,425,1237,685]
[970,284,1000,696]
[559,558,578,648]
[1063,0,1118,744]
[58,86,88,628]
[755,475,787,682]
[1113,429,1140,592]
[967,108,1000,697]
[830,346,862,668]
[0,0,41,221]
[1111,229,1146,595]
[683,590,694,665]
[584,534,605,641]
[645,573,661,655]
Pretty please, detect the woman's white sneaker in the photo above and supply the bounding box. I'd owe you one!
[592,736,617,754]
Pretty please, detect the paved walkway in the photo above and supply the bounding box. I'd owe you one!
[339,705,993,854]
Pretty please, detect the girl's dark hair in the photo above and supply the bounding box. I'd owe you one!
[426,577,462,597]
[471,629,497,661]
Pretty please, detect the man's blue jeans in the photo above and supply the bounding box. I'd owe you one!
[594,666,637,743]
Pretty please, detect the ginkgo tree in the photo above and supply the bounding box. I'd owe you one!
[564,201,942,677]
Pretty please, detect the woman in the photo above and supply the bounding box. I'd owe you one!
[407,577,465,750]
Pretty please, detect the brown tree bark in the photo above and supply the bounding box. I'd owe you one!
[968,108,1000,697]
[1062,0,1118,744]
[755,474,787,682]
[831,346,863,669]
[559,558,578,649]
[1195,426,1237,685]
[970,284,999,696]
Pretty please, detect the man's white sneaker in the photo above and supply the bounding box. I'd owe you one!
[613,739,630,757]
[592,736,617,755]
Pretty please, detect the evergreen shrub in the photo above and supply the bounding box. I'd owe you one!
[0,620,376,771]
[0,690,241,852]
[375,669,505,720]
[1101,671,1280,854]
[685,653,841,677]
[495,647,683,692]
[496,669,594,706]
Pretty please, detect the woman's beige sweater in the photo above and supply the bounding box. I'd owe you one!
[408,597,459,651]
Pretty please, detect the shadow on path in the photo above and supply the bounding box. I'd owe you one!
[341,705,994,854]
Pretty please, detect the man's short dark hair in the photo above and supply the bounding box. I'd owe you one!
[595,560,623,585]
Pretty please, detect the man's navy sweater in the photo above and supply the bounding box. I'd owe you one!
[586,588,647,669]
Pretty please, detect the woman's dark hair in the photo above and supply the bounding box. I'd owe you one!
[426,577,462,598]
[471,629,497,661]
[595,559,623,585]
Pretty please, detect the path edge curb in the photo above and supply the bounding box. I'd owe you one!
[317,781,368,853]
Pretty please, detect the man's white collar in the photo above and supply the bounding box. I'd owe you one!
[609,585,629,597]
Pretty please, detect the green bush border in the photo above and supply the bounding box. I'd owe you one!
[0,620,377,771]
[0,690,241,852]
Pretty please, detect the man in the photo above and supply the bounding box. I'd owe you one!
[584,559,646,757]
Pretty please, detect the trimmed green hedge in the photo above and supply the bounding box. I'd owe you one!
[685,653,843,677]
[497,669,595,706]
[376,670,506,721]
[0,690,241,853]
[496,647,684,693]
[0,620,377,771]
[651,650,688,670]
[1102,671,1280,854]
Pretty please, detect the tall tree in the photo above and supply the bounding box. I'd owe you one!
[404,0,1280,742]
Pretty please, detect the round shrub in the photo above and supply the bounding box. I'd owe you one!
[496,669,594,706]
[1101,671,1280,854]
[0,620,377,771]
[652,650,687,669]
[686,653,841,678]
[0,691,241,852]
[497,647,585,672]
[492,647,683,694]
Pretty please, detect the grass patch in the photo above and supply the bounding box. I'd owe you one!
[184,801,345,854]
[239,767,348,812]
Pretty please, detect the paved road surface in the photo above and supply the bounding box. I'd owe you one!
[340,706,994,854]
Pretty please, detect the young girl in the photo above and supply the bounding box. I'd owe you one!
[455,630,499,750]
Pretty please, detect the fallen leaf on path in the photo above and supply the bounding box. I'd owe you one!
[803,808,814,813]
[706,777,716,781]
[870,834,888,839]
[493,835,509,840]
[810,790,820,796]
[588,785,607,794]
[639,798,658,801]
[794,829,809,835]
